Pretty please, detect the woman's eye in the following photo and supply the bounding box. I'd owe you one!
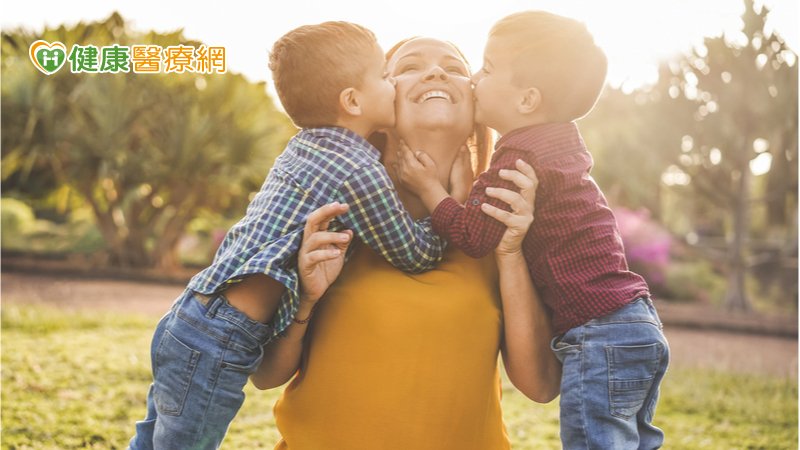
[447,66,468,75]
[397,65,418,74]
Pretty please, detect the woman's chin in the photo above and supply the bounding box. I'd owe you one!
[400,114,471,135]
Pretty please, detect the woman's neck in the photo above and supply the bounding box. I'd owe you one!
[384,129,466,219]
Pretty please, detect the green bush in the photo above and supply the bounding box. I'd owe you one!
[1,197,36,242]
[664,260,727,303]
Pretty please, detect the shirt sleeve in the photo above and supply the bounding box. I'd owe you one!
[430,149,528,258]
[336,162,444,273]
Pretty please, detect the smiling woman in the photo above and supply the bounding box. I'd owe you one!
[270,36,560,450]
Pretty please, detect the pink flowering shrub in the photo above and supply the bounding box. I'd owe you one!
[615,207,672,291]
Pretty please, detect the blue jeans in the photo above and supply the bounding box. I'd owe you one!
[129,290,271,450]
[551,297,669,450]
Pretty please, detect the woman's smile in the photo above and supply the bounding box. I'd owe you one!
[416,89,454,103]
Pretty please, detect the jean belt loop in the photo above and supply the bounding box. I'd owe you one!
[194,291,223,318]
[211,293,229,319]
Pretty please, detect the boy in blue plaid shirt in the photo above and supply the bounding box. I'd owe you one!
[129,21,446,450]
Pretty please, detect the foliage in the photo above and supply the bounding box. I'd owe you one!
[583,0,797,310]
[1,197,36,241]
[663,260,728,303]
[1,13,296,270]
[2,304,797,449]
[1,197,105,255]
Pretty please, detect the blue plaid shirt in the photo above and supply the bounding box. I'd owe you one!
[187,127,445,340]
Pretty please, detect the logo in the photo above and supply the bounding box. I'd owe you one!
[29,40,68,75]
[28,40,226,75]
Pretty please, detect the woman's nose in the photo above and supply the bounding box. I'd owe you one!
[424,66,448,81]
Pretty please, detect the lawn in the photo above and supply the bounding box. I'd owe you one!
[2,305,797,449]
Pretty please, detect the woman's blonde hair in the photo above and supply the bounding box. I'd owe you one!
[370,37,492,174]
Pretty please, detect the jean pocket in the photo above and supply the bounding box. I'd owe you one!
[606,343,663,419]
[220,341,264,374]
[550,329,582,364]
[154,330,201,416]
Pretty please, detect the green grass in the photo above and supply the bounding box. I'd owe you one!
[2,305,797,449]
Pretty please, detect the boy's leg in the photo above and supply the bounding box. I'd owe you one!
[132,290,273,450]
[129,307,173,450]
[551,298,669,450]
[636,301,670,450]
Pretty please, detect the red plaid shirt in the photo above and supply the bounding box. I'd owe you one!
[432,122,650,335]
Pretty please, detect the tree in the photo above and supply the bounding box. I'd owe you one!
[654,0,797,310]
[581,0,797,311]
[2,13,296,270]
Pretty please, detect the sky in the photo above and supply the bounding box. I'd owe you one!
[4,0,798,99]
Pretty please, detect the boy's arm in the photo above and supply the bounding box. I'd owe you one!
[336,163,445,273]
[396,145,527,259]
[434,150,530,258]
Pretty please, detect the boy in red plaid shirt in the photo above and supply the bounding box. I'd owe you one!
[397,10,670,450]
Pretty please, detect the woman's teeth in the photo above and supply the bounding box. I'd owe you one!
[417,90,452,103]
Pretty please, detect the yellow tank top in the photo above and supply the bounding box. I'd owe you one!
[273,245,510,450]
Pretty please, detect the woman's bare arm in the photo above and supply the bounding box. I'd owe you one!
[251,202,352,389]
[482,159,562,403]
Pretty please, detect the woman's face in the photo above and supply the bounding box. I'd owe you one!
[387,38,474,139]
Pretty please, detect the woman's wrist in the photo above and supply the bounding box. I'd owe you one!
[494,248,525,265]
[293,299,317,325]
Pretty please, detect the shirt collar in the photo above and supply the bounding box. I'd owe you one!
[495,122,585,158]
[301,127,382,160]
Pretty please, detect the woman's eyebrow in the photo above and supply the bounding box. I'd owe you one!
[395,52,422,62]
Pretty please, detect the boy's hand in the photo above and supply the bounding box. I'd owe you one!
[394,140,450,213]
[449,144,474,204]
[396,140,441,196]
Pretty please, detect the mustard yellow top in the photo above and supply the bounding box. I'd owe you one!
[273,245,510,450]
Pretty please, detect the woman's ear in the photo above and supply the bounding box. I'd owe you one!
[339,87,362,116]
[517,87,542,114]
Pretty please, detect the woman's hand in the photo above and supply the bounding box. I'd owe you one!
[298,202,353,305]
[479,159,539,256]
[482,160,561,402]
[448,144,474,204]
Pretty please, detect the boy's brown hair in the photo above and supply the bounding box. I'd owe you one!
[490,11,608,122]
[269,21,379,128]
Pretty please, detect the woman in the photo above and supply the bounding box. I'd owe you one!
[255,37,561,449]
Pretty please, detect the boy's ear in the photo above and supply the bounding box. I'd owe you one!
[517,87,542,115]
[339,87,362,117]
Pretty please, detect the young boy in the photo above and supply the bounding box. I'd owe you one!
[397,11,670,449]
[129,21,445,449]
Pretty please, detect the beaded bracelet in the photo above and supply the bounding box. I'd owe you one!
[292,305,316,325]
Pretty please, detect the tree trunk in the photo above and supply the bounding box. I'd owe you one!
[725,160,751,311]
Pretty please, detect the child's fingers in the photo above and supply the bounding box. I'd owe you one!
[416,150,436,168]
[401,146,423,168]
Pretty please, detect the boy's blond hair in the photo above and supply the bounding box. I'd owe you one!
[490,11,608,122]
[269,21,378,128]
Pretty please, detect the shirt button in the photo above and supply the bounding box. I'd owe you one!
[471,199,480,206]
